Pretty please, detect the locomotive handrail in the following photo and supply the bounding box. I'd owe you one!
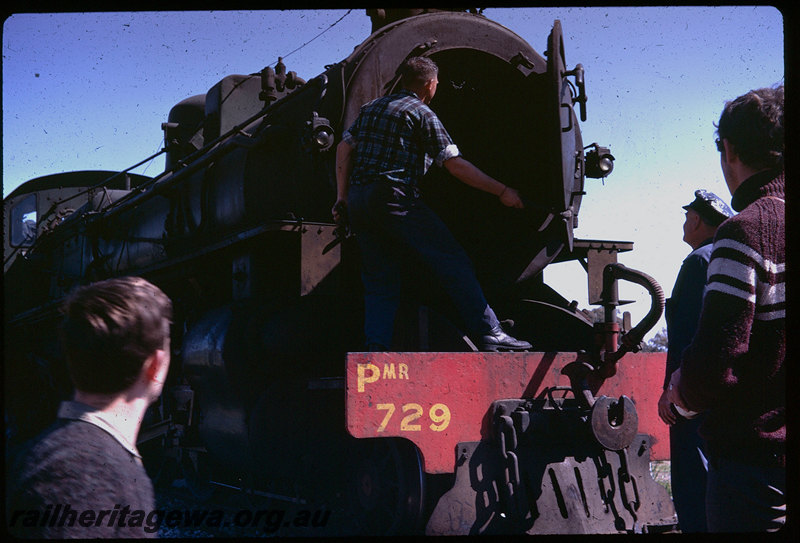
[109,219,322,279]
[96,74,333,221]
[564,63,587,122]
[35,153,162,224]
[15,73,332,261]
[99,116,271,218]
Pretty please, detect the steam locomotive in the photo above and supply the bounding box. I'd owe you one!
[4,9,677,535]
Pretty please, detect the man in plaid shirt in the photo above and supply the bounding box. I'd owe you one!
[333,56,531,352]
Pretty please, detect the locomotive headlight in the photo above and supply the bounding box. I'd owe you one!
[308,112,334,152]
[313,125,335,150]
[585,143,615,178]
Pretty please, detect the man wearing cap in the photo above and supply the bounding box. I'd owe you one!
[657,189,733,533]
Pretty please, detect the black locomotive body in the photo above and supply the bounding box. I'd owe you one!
[4,10,676,535]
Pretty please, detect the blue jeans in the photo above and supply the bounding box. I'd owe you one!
[706,456,785,532]
[348,181,499,348]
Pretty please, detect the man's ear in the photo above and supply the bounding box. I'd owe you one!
[144,349,168,382]
[145,357,158,381]
[690,212,702,231]
[722,138,739,165]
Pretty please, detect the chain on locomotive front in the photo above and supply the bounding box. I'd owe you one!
[4,9,676,535]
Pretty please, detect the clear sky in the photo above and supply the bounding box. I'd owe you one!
[2,8,785,339]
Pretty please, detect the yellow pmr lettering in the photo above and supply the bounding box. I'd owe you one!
[357,362,410,392]
[357,363,380,392]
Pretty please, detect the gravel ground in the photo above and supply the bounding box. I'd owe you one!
[650,460,673,497]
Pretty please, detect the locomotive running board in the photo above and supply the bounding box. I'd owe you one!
[345,351,669,474]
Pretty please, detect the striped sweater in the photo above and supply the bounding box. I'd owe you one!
[677,169,785,466]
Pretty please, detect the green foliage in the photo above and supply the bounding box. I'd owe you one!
[641,327,668,352]
[586,306,621,324]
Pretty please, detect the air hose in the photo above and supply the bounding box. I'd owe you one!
[601,262,665,363]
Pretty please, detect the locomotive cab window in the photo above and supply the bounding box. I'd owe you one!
[10,193,37,247]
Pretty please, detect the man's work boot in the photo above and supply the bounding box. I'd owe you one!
[478,325,532,352]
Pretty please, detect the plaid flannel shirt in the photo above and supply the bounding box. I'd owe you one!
[342,89,460,187]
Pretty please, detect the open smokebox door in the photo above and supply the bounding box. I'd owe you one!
[416,20,585,300]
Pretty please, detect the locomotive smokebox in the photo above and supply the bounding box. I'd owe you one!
[327,13,588,305]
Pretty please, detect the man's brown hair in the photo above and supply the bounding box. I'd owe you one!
[59,276,172,394]
[716,85,784,171]
[400,56,438,89]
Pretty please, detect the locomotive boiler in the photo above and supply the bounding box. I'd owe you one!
[4,9,676,535]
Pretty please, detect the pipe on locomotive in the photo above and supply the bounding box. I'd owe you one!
[98,73,332,221]
[561,264,663,408]
[598,263,665,370]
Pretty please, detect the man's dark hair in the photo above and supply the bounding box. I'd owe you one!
[716,85,783,171]
[59,276,172,394]
[400,56,438,89]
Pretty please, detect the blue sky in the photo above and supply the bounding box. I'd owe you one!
[2,8,784,338]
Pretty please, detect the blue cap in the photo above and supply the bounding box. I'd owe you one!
[682,190,734,226]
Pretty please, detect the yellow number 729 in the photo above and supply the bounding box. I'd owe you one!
[375,403,451,432]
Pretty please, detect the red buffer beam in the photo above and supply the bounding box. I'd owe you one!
[346,351,669,474]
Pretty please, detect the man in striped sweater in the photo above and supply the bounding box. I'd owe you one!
[667,86,784,532]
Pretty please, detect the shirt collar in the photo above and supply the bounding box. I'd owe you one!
[57,401,142,458]
[686,238,713,260]
[730,168,784,211]
[398,88,421,100]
